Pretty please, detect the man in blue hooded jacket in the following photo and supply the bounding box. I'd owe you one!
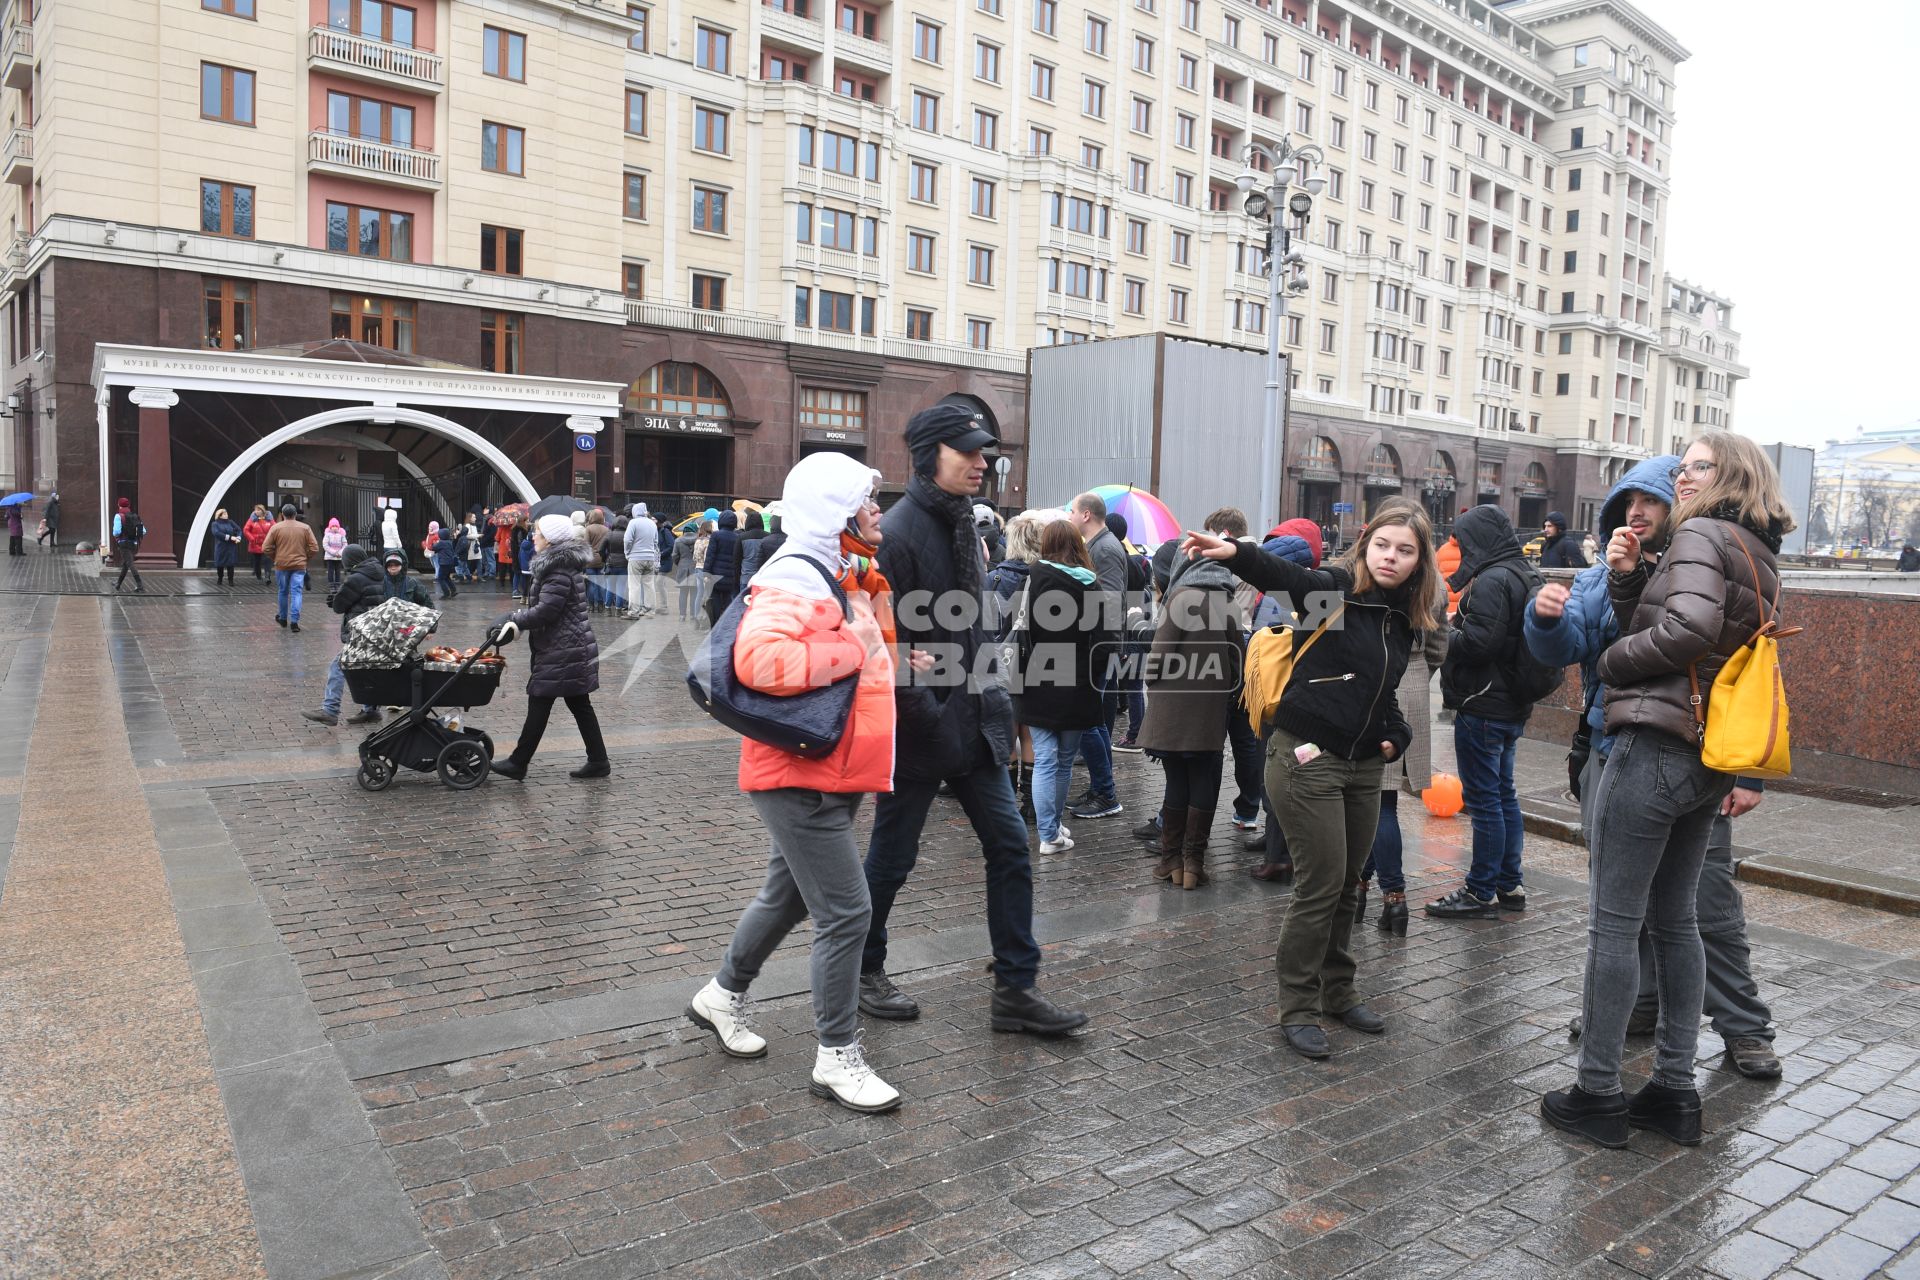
[1523,454,1781,1080]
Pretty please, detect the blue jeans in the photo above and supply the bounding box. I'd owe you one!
[1030,727,1085,842]
[275,568,305,623]
[863,756,1041,990]
[322,655,377,719]
[1225,701,1264,821]
[1455,712,1526,899]
[1077,722,1114,798]
[1360,790,1404,894]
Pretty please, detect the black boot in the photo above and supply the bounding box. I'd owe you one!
[1540,1085,1629,1148]
[1018,762,1035,824]
[1627,1081,1703,1146]
[1353,881,1370,924]
[990,983,1088,1035]
[1377,894,1409,935]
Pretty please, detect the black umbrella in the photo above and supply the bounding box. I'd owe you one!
[529,495,591,522]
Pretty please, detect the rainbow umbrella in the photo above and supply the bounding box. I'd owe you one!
[1090,484,1180,549]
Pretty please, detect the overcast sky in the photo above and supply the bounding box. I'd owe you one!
[1659,0,1919,453]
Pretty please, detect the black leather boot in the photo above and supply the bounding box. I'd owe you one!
[1540,1084,1630,1149]
[1627,1081,1703,1146]
[1377,894,1409,934]
[990,984,1088,1035]
[1353,881,1370,924]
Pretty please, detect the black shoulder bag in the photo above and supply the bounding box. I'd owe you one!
[687,556,860,759]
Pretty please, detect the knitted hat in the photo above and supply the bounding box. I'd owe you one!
[537,513,578,544]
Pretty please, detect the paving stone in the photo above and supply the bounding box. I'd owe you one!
[1793,1232,1899,1280]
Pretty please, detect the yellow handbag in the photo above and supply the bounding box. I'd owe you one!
[1688,533,1801,778]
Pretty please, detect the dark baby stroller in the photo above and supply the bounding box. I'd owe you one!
[345,616,507,792]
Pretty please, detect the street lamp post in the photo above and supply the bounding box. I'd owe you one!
[1238,139,1325,535]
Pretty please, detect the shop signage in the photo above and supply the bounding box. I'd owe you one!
[275,478,305,490]
[632,413,733,437]
[800,428,868,445]
[1295,467,1341,484]
[1515,484,1551,497]
[1361,473,1402,489]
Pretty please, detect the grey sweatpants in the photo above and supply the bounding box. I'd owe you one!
[717,789,871,1048]
[1580,749,1774,1044]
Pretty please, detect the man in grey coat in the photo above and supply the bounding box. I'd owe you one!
[1066,492,1127,819]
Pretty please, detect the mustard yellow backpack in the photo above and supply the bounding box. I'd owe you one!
[1241,604,1346,735]
[1689,534,1800,778]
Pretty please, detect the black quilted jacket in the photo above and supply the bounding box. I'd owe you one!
[509,543,600,697]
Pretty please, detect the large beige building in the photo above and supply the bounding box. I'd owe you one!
[0,0,1743,556]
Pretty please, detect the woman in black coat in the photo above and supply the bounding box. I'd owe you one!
[492,515,610,781]
[208,508,243,586]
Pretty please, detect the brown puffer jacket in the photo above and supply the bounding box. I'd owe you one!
[1597,514,1781,744]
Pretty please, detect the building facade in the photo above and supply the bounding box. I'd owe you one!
[0,0,1740,556]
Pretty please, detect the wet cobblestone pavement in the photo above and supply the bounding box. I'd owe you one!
[2,576,1917,1278]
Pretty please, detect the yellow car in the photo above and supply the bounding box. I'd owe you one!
[1522,534,1545,560]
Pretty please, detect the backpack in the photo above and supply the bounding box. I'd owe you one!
[1692,533,1800,778]
[1124,551,1149,593]
[116,511,145,545]
[1240,604,1346,734]
[1470,563,1564,706]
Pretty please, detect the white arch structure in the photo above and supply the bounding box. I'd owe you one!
[180,406,540,568]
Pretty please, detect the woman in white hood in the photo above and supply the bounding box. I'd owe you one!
[380,508,402,553]
[687,452,924,1114]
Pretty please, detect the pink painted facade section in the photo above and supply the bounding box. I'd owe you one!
[306,177,437,261]
[309,0,438,48]
[307,71,438,136]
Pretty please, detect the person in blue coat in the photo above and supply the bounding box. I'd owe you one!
[432,525,462,598]
[1523,453,1782,1081]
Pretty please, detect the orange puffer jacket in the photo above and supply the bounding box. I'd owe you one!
[1437,535,1463,617]
[733,548,896,794]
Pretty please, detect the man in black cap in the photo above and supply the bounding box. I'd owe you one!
[858,403,1088,1036]
[1538,511,1588,569]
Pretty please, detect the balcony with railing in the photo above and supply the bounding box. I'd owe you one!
[1040,226,1115,263]
[762,3,825,50]
[3,19,31,91]
[2,125,30,187]
[884,335,1025,373]
[307,130,441,190]
[1037,293,1112,325]
[624,298,783,341]
[831,27,892,72]
[308,26,443,93]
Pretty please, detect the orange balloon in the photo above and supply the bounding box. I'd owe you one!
[1422,772,1464,818]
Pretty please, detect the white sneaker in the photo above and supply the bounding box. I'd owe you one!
[1039,836,1075,854]
[810,1042,901,1113]
[686,979,767,1058]
[1057,824,1071,840]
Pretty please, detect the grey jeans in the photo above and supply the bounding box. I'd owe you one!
[717,789,871,1048]
[1579,726,1736,1094]
[1580,751,1774,1043]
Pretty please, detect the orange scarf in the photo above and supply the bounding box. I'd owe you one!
[840,530,896,645]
